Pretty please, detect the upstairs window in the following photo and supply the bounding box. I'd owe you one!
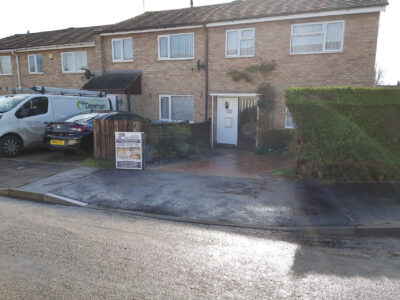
[226,28,255,57]
[158,33,194,60]
[28,54,43,74]
[0,56,12,75]
[290,21,344,54]
[112,38,133,62]
[61,51,87,73]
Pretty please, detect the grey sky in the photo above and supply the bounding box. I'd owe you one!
[1,0,398,84]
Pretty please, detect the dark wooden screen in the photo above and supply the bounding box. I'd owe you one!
[93,119,141,161]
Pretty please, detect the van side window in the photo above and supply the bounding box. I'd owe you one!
[16,97,48,118]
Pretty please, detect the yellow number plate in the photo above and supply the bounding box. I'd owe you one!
[50,140,65,145]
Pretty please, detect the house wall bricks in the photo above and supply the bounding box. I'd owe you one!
[0,47,98,92]
[0,12,380,131]
[101,28,206,122]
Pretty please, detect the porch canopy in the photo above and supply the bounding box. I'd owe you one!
[82,70,142,95]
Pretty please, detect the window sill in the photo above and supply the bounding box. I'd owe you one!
[28,72,44,75]
[0,73,12,76]
[289,50,343,55]
[112,59,134,63]
[62,71,85,74]
[225,55,255,58]
[158,57,195,61]
[159,119,194,124]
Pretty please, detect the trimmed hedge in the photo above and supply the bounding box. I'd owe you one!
[258,129,294,155]
[285,87,400,181]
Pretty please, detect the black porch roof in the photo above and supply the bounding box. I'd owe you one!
[82,70,142,95]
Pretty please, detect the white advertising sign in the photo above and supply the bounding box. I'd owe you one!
[115,132,143,170]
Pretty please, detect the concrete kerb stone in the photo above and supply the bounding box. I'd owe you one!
[3,188,400,237]
[6,188,87,207]
[0,188,9,196]
[8,188,43,202]
[43,193,88,207]
[85,205,400,238]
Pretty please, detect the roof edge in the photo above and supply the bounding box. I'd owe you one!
[206,5,386,27]
[99,5,386,36]
[0,42,96,53]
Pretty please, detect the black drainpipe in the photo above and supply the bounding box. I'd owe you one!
[204,25,209,121]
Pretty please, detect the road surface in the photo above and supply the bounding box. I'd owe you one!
[1,196,400,299]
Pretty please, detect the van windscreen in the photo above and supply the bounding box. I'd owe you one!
[0,95,28,113]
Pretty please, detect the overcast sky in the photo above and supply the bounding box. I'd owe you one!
[0,0,398,84]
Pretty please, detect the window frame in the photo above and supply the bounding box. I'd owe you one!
[0,56,12,76]
[15,97,49,119]
[290,20,345,55]
[60,51,87,73]
[157,33,195,61]
[225,28,255,58]
[112,38,134,62]
[284,107,295,129]
[27,54,43,74]
[158,95,194,123]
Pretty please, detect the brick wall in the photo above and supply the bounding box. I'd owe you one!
[0,12,380,129]
[101,28,206,122]
[0,47,99,92]
[207,12,380,129]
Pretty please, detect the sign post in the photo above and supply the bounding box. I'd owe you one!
[115,132,144,170]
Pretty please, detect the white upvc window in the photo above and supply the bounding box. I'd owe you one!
[290,21,345,54]
[0,56,12,75]
[112,38,133,62]
[61,51,87,73]
[28,54,43,74]
[158,33,194,60]
[284,107,295,129]
[159,95,194,122]
[226,28,255,57]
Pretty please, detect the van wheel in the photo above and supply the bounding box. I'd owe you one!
[0,135,22,157]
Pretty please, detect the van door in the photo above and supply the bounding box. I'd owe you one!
[16,96,51,147]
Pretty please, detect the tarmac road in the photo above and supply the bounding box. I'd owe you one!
[1,196,400,299]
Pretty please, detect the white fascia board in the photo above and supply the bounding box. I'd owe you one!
[100,25,203,36]
[0,42,96,53]
[206,6,386,28]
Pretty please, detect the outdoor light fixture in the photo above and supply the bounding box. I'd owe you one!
[48,53,54,60]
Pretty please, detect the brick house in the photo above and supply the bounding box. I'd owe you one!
[0,0,388,148]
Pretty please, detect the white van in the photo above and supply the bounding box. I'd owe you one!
[0,93,111,157]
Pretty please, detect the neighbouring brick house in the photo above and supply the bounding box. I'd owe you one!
[0,0,388,148]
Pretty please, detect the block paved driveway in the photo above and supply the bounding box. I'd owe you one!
[151,149,295,178]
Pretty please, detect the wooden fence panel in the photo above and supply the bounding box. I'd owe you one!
[94,119,141,161]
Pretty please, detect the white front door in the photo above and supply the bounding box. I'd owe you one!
[217,97,238,145]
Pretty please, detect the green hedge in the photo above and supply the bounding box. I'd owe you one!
[285,87,400,181]
[258,129,294,155]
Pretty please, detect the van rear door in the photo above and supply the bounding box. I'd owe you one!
[16,96,52,147]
